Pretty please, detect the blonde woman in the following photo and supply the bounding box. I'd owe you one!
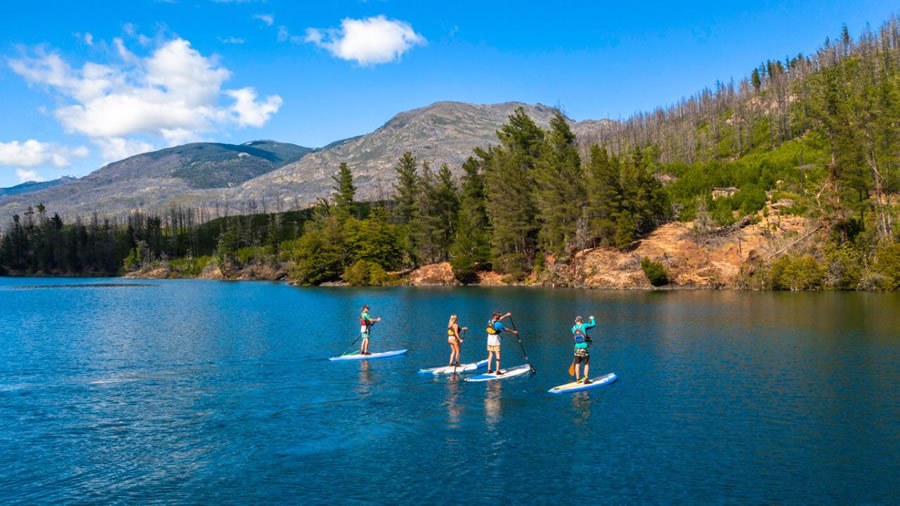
[447,315,468,366]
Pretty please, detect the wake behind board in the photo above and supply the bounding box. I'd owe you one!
[465,364,532,382]
[548,373,617,394]
[329,349,408,361]
[418,359,488,375]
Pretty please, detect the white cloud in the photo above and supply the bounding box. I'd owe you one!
[0,139,88,168]
[95,137,154,162]
[218,36,245,44]
[8,37,282,160]
[254,14,274,26]
[305,15,425,65]
[226,88,283,127]
[277,25,304,44]
[85,33,94,46]
[16,168,43,182]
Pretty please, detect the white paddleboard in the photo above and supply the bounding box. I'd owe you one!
[329,349,408,361]
[465,364,533,382]
[548,373,617,394]
[418,359,488,375]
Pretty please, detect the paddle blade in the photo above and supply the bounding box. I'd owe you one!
[568,361,575,376]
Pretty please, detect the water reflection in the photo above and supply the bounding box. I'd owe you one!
[355,360,372,396]
[571,392,592,424]
[485,382,502,429]
[444,379,462,428]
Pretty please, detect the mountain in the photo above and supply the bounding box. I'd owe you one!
[0,102,615,219]
[219,102,617,207]
[0,176,76,198]
[0,141,311,219]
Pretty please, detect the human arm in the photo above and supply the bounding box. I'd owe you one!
[583,316,596,331]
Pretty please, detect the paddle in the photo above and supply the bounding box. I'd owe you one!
[568,360,575,377]
[507,316,536,375]
[344,317,380,355]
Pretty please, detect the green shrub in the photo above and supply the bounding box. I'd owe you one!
[732,185,767,215]
[641,257,669,286]
[342,259,388,286]
[123,248,140,271]
[615,210,635,249]
[494,253,530,281]
[450,254,480,284]
[169,255,213,277]
[771,255,824,290]
[873,242,900,291]
[711,198,736,226]
[824,244,862,290]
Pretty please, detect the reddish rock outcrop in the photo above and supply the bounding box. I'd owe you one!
[408,262,458,286]
[569,213,814,289]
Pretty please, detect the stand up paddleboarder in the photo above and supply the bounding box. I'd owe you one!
[486,312,517,375]
[447,315,468,366]
[359,305,382,355]
[571,315,596,383]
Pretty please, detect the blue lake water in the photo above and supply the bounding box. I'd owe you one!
[0,277,898,504]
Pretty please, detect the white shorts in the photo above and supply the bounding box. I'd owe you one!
[487,334,500,347]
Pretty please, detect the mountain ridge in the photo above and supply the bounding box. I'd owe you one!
[0,101,617,219]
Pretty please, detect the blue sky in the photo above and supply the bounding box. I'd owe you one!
[0,0,897,187]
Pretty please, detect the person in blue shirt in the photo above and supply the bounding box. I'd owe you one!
[486,312,517,374]
[571,315,596,383]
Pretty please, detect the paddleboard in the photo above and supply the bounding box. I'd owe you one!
[465,364,532,382]
[329,349,408,361]
[547,373,617,394]
[418,360,489,375]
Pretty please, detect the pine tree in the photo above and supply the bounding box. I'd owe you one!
[450,156,491,281]
[433,164,460,261]
[414,161,440,263]
[584,145,621,246]
[615,210,635,250]
[332,162,356,219]
[533,109,584,255]
[751,68,762,92]
[483,108,543,274]
[393,152,419,225]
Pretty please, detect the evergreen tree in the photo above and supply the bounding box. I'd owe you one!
[584,145,621,246]
[615,210,635,250]
[533,109,584,254]
[414,161,440,263]
[433,164,460,260]
[483,108,543,274]
[450,156,491,281]
[393,152,419,225]
[332,162,356,219]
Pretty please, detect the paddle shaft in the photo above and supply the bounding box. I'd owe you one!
[345,320,374,354]
[507,316,536,374]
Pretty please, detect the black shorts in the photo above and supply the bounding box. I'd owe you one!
[573,348,590,365]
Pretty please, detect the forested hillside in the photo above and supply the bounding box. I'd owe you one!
[2,17,899,290]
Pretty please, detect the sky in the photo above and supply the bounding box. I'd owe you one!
[0,0,897,187]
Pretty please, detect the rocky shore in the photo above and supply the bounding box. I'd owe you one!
[123,210,816,290]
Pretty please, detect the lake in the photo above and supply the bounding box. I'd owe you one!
[0,278,898,504]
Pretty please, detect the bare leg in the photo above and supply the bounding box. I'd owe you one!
[361,337,369,355]
[495,349,501,374]
[584,362,590,380]
[486,350,494,372]
[449,342,458,365]
[574,362,581,382]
